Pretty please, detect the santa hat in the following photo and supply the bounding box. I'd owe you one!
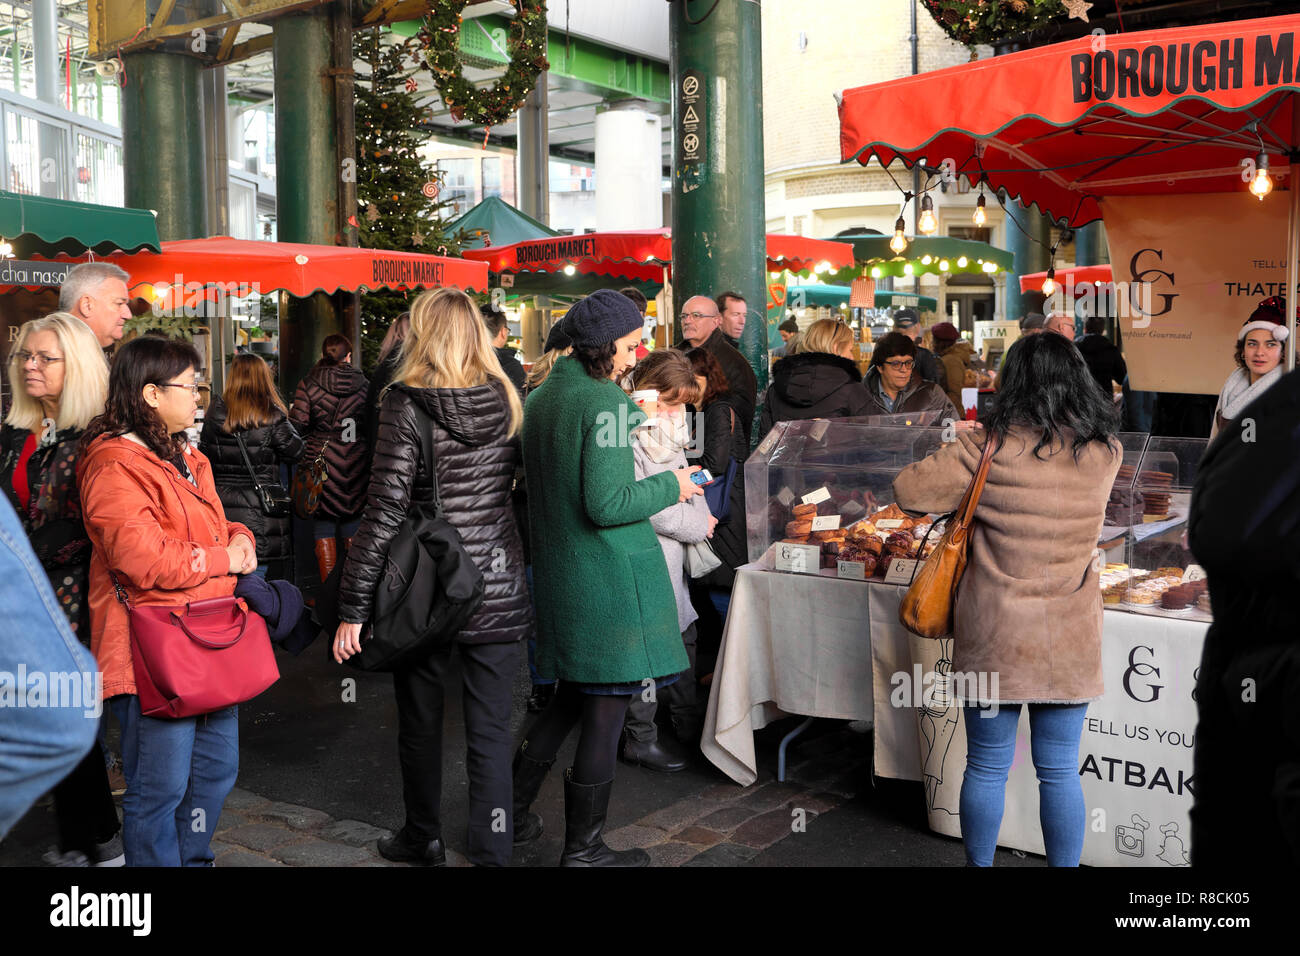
[1237,296,1291,342]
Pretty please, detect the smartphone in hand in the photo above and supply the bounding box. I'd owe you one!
[690,469,716,486]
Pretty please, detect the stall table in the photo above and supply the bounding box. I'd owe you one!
[702,558,1205,867]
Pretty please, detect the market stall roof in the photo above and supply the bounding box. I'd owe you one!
[447,196,558,249]
[1019,263,1113,293]
[462,229,855,281]
[75,237,489,299]
[0,190,161,256]
[786,284,939,312]
[824,233,1014,279]
[838,13,1300,227]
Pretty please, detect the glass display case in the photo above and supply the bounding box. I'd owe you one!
[745,419,951,581]
[1100,436,1211,621]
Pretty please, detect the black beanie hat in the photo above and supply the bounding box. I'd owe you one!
[543,321,572,353]
[559,289,644,348]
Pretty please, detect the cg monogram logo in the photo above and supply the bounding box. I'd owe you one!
[1122,644,1163,703]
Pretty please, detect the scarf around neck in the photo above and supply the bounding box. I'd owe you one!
[1217,365,1283,422]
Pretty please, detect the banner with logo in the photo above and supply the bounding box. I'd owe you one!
[912,610,1203,867]
[1101,192,1289,395]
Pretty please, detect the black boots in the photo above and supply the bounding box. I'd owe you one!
[512,742,554,846]
[560,771,649,867]
[377,829,447,866]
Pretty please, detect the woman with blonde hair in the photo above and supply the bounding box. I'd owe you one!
[200,353,303,579]
[335,286,531,867]
[1,311,120,866]
[758,317,873,439]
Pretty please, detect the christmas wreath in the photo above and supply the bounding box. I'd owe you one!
[419,0,549,129]
[922,0,1065,49]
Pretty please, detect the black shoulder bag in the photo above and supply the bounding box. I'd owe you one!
[234,431,292,518]
[315,402,485,672]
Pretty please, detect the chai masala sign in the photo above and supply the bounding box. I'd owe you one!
[1101,192,1290,395]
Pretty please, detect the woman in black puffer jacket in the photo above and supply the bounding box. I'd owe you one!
[200,353,303,579]
[757,318,874,439]
[290,334,369,589]
[334,287,531,868]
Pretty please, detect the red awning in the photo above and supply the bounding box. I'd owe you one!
[461,229,853,278]
[1018,263,1113,293]
[35,237,488,298]
[838,13,1300,226]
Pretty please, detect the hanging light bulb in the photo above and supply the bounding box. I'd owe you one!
[870,266,883,278]
[921,255,932,265]
[1042,266,1057,297]
[973,191,987,226]
[957,256,968,268]
[918,195,938,235]
[890,215,908,255]
[903,262,915,276]
[938,259,949,272]
[1250,152,1273,200]
[563,264,576,276]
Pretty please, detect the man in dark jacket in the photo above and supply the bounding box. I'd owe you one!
[484,308,526,396]
[1075,315,1127,400]
[675,294,757,440]
[1188,367,1300,866]
[862,332,959,420]
[891,308,946,391]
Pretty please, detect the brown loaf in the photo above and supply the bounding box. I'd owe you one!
[785,519,813,537]
[791,502,818,518]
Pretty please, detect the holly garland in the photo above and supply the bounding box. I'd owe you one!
[419,0,549,129]
[922,0,1066,49]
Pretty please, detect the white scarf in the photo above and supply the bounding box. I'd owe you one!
[634,413,690,464]
[1216,365,1283,422]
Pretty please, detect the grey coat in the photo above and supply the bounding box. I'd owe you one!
[632,423,710,633]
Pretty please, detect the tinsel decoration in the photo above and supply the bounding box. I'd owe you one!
[418,0,549,129]
[921,0,1065,49]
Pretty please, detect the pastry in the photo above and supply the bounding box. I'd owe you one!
[1161,586,1191,610]
[781,536,811,545]
[1154,567,1183,579]
[812,528,846,542]
[792,502,818,518]
[1125,587,1158,605]
[785,519,813,537]
[821,539,843,556]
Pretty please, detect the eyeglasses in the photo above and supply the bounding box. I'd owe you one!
[156,382,200,396]
[14,350,64,369]
[678,311,719,322]
[883,359,915,371]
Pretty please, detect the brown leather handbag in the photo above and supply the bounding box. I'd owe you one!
[898,435,996,639]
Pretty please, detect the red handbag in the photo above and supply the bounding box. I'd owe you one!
[112,574,280,719]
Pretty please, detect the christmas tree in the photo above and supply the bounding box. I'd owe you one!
[354,28,460,373]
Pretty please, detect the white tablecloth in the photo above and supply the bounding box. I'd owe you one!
[701,561,1208,867]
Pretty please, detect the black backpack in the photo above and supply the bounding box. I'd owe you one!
[316,402,485,671]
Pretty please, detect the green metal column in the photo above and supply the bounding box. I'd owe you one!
[121,50,207,239]
[1004,199,1052,320]
[1074,221,1108,266]
[274,10,341,393]
[670,0,768,426]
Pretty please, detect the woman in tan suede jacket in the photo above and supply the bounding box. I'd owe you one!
[893,332,1121,868]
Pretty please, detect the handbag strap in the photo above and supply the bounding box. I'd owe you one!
[233,431,268,496]
[402,398,442,516]
[955,432,996,527]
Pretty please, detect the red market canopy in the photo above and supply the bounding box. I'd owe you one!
[461,229,854,280]
[838,12,1300,227]
[34,237,488,298]
[1018,263,1113,293]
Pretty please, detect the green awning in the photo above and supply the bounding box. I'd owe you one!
[499,269,661,304]
[786,284,938,312]
[821,233,1013,282]
[0,190,161,256]
[448,196,557,249]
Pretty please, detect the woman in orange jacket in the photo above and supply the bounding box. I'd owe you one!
[78,336,257,867]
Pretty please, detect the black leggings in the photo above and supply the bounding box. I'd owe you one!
[524,683,631,785]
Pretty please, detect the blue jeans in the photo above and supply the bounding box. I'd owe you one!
[960,703,1088,867]
[0,498,100,838]
[109,695,240,867]
[313,518,360,541]
[524,565,554,686]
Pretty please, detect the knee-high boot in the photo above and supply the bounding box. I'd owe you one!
[314,537,338,585]
[560,770,649,867]
[512,741,554,845]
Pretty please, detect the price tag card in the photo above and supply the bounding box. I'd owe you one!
[774,542,821,575]
[1183,564,1206,582]
[811,514,841,532]
[875,518,905,530]
[883,557,920,585]
[809,420,831,442]
[801,486,831,506]
[837,560,866,580]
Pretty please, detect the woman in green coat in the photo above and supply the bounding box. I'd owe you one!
[513,289,703,867]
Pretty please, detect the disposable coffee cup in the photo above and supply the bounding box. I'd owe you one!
[631,389,658,417]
